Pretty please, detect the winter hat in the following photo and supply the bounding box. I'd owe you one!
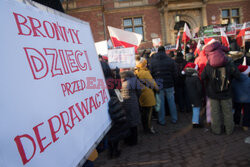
[202,38,216,50]
[238,65,250,75]
[204,38,215,45]
[182,62,198,75]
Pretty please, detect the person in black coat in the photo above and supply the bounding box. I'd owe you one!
[150,46,178,125]
[174,52,189,113]
[182,63,203,127]
[100,61,130,158]
[201,59,240,135]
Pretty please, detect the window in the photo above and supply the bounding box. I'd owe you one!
[221,8,240,25]
[123,17,144,40]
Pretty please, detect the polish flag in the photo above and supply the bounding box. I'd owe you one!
[236,22,246,47]
[220,28,229,48]
[176,31,181,50]
[182,23,192,43]
[107,26,142,52]
[194,40,201,56]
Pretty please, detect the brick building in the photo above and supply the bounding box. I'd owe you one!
[62,0,250,51]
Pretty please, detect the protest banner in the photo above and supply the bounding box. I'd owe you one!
[152,38,161,48]
[199,24,236,37]
[95,40,108,56]
[108,47,135,69]
[0,0,111,167]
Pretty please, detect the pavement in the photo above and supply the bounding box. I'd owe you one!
[94,112,250,167]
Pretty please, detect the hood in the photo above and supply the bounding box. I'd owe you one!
[204,41,220,52]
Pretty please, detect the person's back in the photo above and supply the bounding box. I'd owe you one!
[201,59,240,135]
[150,47,177,89]
[150,46,178,125]
[201,60,240,100]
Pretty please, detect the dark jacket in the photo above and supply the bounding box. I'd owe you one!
[204,41,229,67]
[150,51,177,89]
[120,71,141,128]
[232,74,250,103]
[201,61,240,100]
[229,39,240,51]
[184,68,203,107]
[175,55,187,87]
[101,61,130,142]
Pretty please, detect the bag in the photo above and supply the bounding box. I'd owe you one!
[211,66,230,92]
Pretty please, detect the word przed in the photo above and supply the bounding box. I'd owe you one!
[61,79,86,96]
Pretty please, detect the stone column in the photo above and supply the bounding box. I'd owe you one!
[201,4,208,26]
[160,10,166,45]
[164,8,169,44]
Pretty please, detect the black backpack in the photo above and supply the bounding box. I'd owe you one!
[211,66,230,93]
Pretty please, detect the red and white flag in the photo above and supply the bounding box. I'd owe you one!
[194,40,201,56]
[107,26,142,52]
[176,31,180,50]
[220,28,229,48]
[182,23,192,43]
[236,22,246,47]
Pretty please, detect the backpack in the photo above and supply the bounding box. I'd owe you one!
[211,66,230,93]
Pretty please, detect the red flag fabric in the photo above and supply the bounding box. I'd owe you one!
[176,31,180,50]
[194,40,201,56]
[182,23,192,43]
[220,28,229,48]
[194,50,207,76]
[236,23,246,47]
[107,26,142,53]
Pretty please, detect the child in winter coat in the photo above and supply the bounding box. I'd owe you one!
[182,63,203,128]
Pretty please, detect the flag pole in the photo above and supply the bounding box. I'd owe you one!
[242,34,246,65]
[184,40,186,60]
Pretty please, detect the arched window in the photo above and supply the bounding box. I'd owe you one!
[174,21,191,31]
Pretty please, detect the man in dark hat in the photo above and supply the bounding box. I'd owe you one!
[150,46,178,125]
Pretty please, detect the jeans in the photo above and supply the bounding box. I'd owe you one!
[192,107,200,124]
[156,87,177,124]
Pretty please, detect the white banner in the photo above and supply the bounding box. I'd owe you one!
[0,0,111,167]
[152,38,161,48]
[95,40,108,56]
[108,47,135,69]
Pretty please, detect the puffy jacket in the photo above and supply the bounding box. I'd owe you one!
[184,68,203,107]
[201,61,240,100]
[204,41,229,67]
[150,51,177,89]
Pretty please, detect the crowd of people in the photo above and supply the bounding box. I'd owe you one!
[81,37,250,167]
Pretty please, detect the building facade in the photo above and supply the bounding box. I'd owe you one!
[62,0,250,51]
